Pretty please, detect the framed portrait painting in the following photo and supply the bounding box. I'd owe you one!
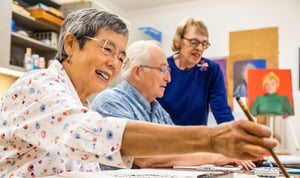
[247,69,294,117]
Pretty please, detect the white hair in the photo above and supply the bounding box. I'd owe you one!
[121,40,161,79]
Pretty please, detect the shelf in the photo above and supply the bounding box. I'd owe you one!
[26,0,60,9]
[13,10,60,32]
[11,32,57,52]
[15,0,61,9]
[28,8,63,27]
[0,0,59,77]
[0,66,26,78]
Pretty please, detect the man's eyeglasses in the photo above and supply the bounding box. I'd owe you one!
[182,37,210,50]
[139,64,171,74]
[84,36,126,65]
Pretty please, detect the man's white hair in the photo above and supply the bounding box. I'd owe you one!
[121,40,162,79]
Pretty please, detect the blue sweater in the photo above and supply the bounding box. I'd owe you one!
[157,55,234,125]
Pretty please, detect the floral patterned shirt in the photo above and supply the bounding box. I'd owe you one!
[0,60,133,177]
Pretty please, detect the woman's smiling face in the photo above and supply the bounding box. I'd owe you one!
[67,28,128,97]
[179,25,209,68]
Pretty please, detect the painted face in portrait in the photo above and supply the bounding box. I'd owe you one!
[264,78,279,94]
[242,63,256,82]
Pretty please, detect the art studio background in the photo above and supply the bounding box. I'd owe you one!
[1,0,300,154]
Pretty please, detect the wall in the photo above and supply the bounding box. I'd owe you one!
[123,0,300,154]
[0,74,17,98]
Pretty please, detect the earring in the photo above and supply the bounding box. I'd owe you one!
[66,57,72,64]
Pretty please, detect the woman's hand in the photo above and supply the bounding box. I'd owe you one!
[209,120,277,160]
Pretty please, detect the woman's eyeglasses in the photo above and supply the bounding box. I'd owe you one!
[182,37,210,50]
[84,36,126,65]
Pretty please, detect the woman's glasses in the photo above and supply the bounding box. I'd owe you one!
[84,36,126,65]
[182,37,210,50]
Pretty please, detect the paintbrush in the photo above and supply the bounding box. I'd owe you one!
[235,97,290,178]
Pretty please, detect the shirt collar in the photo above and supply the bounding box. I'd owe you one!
[118,80,160,113]
[49,60,89,107]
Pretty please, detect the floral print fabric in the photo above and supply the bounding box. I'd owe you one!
[0,60,133,177]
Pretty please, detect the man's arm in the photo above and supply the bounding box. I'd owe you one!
[134,152,255,170]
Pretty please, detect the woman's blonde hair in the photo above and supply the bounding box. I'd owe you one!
[171,17,209,52]
[262,72,280,88]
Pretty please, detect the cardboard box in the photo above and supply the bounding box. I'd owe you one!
[28,8,63,27]
[12,3,30,16]
[49,7,64,18]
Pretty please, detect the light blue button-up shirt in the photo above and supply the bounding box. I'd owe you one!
[91,80,174,170]
[91,80,174,125]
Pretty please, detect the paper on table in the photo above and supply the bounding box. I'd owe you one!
[174,164,242,171]
[39,169,221,178]
[39,171,114,178]
[103,168,221,177]
[218,173,262,178]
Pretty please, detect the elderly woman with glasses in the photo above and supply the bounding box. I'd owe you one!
[0,9,277,177]
[158,17,234,126]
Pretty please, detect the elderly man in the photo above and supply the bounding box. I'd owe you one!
[91,40,255,170]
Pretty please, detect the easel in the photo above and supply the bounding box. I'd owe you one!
[233,97,299,152]
[266,115,299,152]
[285,117,300,152]
[267,115,275,140]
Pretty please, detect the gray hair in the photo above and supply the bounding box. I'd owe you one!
[121,40,161,79]
[55,8,129,62]
[243,63,256,71]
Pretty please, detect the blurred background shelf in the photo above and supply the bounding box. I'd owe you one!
[11,32,57,52]
[13,10,60,32]
[15,0,60,9]
[0,0,60,73]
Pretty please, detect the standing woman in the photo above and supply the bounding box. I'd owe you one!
[158,17,233,125]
